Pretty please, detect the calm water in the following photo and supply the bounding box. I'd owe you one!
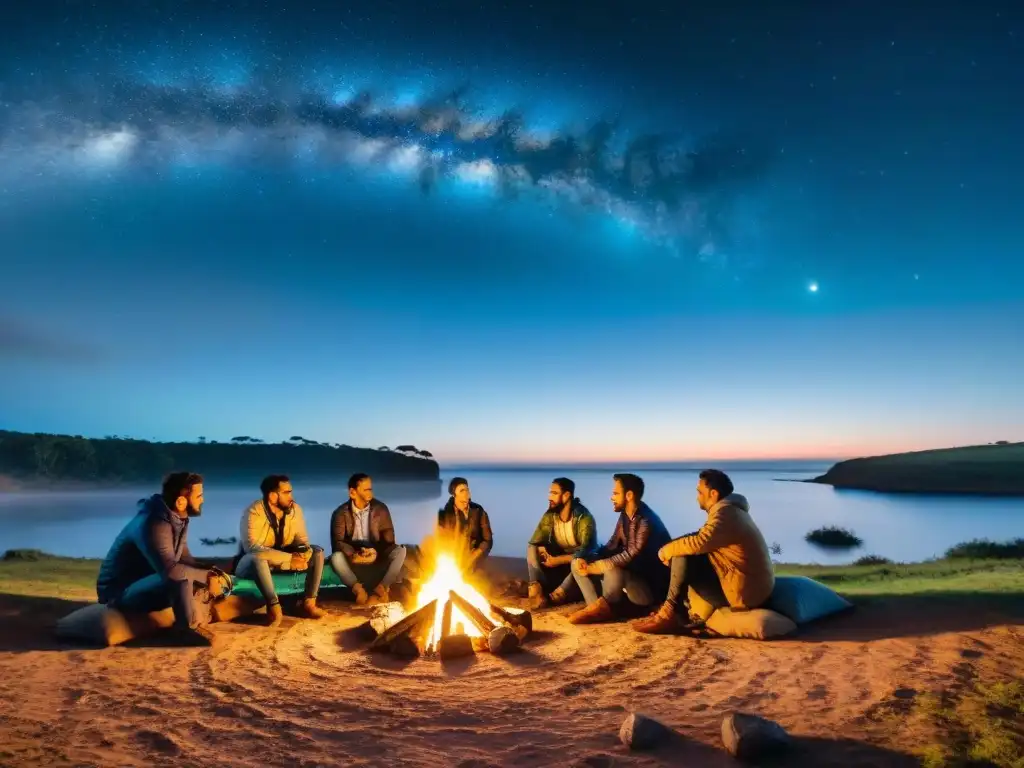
[2,463,1022,564]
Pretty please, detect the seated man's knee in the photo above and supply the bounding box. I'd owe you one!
[309,545,325,564]
[389,545,407,564]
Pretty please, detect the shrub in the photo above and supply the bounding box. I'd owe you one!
[944,538,1024,560]
[853,554,893,566]
[805,526,863,549]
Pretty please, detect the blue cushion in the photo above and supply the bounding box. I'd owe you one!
[767,576,853,624]
[231,566,347,601]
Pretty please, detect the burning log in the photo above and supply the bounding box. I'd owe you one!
[448,590,498,635]
[358,601,407,641]
[369,599,438,650]
[490,604,533,635]
[390,633,421,658]
[439,633,474,659]
[487,625,521,655]
[440,597,453,640]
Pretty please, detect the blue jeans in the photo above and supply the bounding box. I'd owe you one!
[236,546,325,607]
[526,545,579,597]
[330,545,407,590]
[572,558,655,607]
[111,573,209,630]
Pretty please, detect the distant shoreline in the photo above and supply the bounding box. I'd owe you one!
[807,442,1024,497]
[0,429,440,489]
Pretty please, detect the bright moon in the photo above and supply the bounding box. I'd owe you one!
[808,281,819,293]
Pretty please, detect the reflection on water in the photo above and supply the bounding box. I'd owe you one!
[2,465,1022,565]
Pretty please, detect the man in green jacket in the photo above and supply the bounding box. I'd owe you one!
[527,477,598,609]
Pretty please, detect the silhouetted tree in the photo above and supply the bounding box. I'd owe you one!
[418,450,434,458]
[395,444,418,453]
[231,436,252,443]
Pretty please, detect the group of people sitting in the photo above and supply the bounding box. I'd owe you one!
[95,467,775,645]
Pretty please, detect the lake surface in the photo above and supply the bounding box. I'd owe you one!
[2,462,1022,565]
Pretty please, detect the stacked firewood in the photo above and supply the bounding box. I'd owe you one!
[363,593,533,659]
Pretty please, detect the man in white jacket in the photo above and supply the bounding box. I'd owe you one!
[235,474,326,626]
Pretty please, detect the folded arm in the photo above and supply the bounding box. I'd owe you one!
[661,511,731,559]
[144,519,209,583]
[592,515,648,573]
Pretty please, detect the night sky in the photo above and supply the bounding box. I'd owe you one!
[2,0,1022,463]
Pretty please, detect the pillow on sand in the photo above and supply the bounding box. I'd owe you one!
[705,607,797,640]
[55,596,258,647]
[55,603,176,647]
[767,575,853,624]
[686,587,718,622]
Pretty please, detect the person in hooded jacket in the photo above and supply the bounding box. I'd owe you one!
[526,477,598,609]
[96,471,230,645]
[631,469,776,634]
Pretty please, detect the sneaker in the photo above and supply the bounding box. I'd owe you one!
[548,587,571,606]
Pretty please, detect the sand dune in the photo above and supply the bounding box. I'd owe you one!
[1,563,1022,767]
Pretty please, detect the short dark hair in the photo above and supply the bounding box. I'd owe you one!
[448,476,468,496]
[613,472,644,501]
[260,474,290,498]
[699,469,734,499]
[162,472,203,505]
[348,472,370,490]
[552,477,575,497]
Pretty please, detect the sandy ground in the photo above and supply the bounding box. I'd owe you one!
[1,558,1022,767]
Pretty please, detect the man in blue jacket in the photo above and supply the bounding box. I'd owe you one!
[96,471,230,645]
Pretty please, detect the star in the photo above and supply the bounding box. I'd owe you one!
[808,281,819,293]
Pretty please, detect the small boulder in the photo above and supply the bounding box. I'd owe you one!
[618,712,669,751]
[488,625,520,654]
[720,712,791,760]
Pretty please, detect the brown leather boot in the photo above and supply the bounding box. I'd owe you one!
[548,586,570,606]
[265,603,284,627]
[631,601,688,634]
[366,584,390,606]
[297,598,326,619]
[528,581,549,610]
[568,597,615,625]
[351,583,369,605]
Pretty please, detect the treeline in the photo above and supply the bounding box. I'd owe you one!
[0,430,439,484]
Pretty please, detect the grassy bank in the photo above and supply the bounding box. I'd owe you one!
[811,441,1024,495]
[3,549,1024,602]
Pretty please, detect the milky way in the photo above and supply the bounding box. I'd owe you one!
[0,73,772,255]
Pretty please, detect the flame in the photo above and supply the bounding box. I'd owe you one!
[414,552,494,652]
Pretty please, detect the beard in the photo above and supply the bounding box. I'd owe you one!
[187,502,203,517]
[612,501,625,513]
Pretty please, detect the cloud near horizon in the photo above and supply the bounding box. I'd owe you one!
[0,315,105,364]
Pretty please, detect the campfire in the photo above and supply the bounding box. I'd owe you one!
[362,552,532,660]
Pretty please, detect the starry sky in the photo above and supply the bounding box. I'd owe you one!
[2,0,1022,464]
